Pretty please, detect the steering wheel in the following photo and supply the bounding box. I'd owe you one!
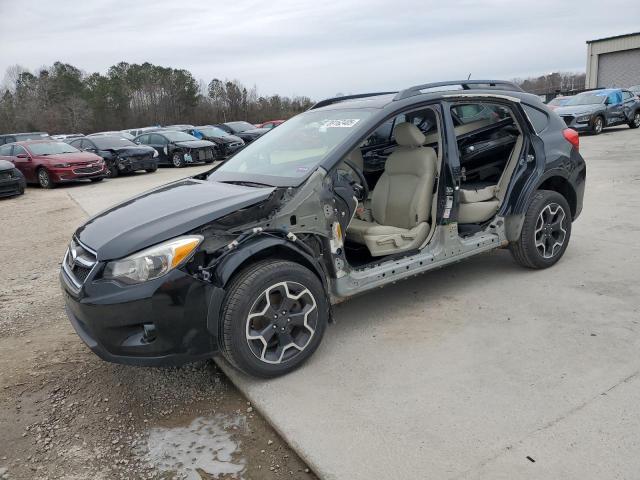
[341,159,369,202]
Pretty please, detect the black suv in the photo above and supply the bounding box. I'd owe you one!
[60,80,586,378]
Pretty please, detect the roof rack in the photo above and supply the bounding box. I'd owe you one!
[393,80,524,101]
[309,92,396,110]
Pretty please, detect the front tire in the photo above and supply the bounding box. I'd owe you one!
[221,260,329,378]
[145,165,158,173]
[592,115,604,135]
[105,164,118,178]
[510,190,572,269]
[90,177,104,182]
[171,152,185,168]
[629,111,640,129]
[37,168,54,189]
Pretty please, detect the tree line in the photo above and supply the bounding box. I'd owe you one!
[513,72,586,96]
[0,62,314,134]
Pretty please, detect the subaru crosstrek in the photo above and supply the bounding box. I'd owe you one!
[60,80,586,378]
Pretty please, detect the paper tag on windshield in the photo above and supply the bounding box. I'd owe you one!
[321,119,360,128]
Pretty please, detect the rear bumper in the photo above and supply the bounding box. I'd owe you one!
[60,264,221,366]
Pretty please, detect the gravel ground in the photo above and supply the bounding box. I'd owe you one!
[0,183,316,480]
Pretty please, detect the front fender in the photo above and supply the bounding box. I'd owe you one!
[204,235,331,341]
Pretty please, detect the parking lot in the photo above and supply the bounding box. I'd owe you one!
[1,127,639,479]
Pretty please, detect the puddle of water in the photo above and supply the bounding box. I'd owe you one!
[145,415,246,479]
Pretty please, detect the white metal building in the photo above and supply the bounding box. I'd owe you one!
[585,32,640,88]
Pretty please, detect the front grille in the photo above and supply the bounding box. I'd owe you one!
[64,239,97,287]
[197,149,214,160]
[561,116,574,126]
[73,165,102,175]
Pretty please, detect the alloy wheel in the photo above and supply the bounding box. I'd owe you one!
[38,169,50,188]
[172,153,183,167]
[534,203,567,259]
[634,113,640,128]
[245,281,318,364]
[594,117,603,134]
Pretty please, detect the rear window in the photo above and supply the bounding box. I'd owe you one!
[523,105,549,133]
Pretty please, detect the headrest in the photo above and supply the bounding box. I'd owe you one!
[385,146,437,176]
[394,122,426,147]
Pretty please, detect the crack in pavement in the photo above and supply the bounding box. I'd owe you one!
[453,368,640,480]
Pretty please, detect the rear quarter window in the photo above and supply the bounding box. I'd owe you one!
[523,105,550,134]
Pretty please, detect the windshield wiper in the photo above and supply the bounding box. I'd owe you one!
[220,180,273,188]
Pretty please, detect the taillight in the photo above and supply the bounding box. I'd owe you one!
[563,128,579,151]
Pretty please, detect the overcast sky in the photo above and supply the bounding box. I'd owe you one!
[0,0,638,99]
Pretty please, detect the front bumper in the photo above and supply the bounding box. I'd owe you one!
[0,173,25,197]
[559,115,594,132]
[50,163,107,182]
[60,255,221,366]
[116,156,158,172]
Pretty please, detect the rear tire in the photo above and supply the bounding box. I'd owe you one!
[592,115,604,135]
[629,111,640,129]
[37,168,54,189]
[510,190,572,269]
[221,260,329,378]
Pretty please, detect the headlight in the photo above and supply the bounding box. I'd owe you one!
[103,235,203,284]
[576,115,591,122]
[152,149,159,158]
[54,163,71,167]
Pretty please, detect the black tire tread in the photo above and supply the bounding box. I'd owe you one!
[510,189,571,269]
[220,259,327,377]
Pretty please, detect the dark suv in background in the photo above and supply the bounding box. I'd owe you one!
[61,80,585,378]
[555,88,640,134]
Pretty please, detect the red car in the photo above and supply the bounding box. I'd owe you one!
[0,140,107,188]
[255,119,285,129]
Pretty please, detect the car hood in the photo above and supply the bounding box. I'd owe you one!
[38,151,102,164]
[104,146,155,156]
[174,140,215,149]
[75,179,275,261]
[555,104,603,116]
[220,134,244,144]
[240,128,269,135]
[0,159,14,171]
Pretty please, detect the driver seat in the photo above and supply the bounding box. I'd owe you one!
[347,123,437,257]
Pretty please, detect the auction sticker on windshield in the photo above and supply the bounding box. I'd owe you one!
[321,119,360,128]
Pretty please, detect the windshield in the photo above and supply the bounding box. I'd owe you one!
[197,126,229,137]
[564,93,606,106]
[29,142,79,155]
[226,121,256,133]
[91,136,136,149]
[162,131,199,142]
[212,109,372,182]
[548,97,568,106]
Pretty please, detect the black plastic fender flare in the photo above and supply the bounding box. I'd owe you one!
[204,235,332,341]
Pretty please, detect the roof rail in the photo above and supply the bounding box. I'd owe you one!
[393,80,524,101]
[309,92,396,110]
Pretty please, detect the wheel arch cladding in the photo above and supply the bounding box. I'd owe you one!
[537,175,577,218]
[205,236,332,341]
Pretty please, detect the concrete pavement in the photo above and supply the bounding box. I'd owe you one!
[70,129,640,479]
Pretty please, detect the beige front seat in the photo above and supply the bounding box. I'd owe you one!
[458,135,523,223]
[347,123,437,257]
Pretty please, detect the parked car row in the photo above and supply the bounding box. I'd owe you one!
[546,87,640,134]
